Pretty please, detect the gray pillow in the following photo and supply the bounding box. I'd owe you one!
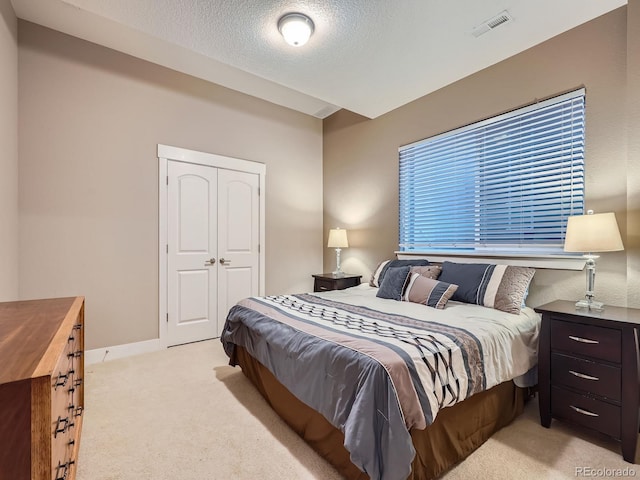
[376,266,411,301]
[438,261,535,314]
[402,273,458,309]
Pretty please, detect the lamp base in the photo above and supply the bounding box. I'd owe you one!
[575,298,604,311]
[333,248,344,278]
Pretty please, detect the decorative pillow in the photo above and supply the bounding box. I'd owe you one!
[402,273,458,309]
[370,259,430,287]
[376,266,411,301]
[410,265,442,280]
[438,261,535,314]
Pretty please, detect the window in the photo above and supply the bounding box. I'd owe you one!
[399,89,585,256]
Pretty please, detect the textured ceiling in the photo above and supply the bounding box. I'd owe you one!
[12,0,627,119]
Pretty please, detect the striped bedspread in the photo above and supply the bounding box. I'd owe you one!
[221,285,540,480]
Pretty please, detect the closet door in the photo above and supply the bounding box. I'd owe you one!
[216,169,260,336]
[167,161,218,346]
[166,158,261,346]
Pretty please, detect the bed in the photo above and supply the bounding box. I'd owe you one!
[221,261,540,480]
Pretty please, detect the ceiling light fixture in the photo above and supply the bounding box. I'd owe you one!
[278,13,314,47]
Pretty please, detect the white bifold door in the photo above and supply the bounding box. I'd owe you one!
[167,160,260,346]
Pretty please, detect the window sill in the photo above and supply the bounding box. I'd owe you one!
[395,250,586,270]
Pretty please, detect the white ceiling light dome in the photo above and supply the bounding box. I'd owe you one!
[278,12,315,47]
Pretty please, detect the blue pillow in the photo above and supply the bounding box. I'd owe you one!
[370,259,430,287]
[376,266,411,301]
[438,261,494,304]
[438,261,535,313]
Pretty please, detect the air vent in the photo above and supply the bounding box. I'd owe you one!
[472,10,513,38]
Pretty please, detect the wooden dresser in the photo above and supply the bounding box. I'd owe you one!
[0,297,85,480]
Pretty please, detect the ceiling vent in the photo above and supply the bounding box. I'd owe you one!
[472,10,513,38]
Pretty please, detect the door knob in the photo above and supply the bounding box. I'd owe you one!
[204,258,216,266]
[219,258,231,265]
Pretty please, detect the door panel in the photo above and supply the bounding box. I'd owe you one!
[177,270,209,324]
[224,267,254,311]
[226,182,253,251]
[178,176,210,252]
[217,170,260,336]
[167,161,218,346]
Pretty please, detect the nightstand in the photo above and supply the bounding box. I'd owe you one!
[312,273,362,292]
[535,300,640,463]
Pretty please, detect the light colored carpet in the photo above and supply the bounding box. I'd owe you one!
[76,340,638,480]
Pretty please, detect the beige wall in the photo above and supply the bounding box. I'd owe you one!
[324,7,637,308]
[18,22,323,349]
[628,1,640,307]
[0,0,18,301]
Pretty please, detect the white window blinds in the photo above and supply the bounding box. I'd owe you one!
[399,89,585,254]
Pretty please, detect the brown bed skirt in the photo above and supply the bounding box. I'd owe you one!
[234,345,526,480]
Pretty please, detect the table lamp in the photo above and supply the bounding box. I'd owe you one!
[563,210,624,310]
[327,228,349,277]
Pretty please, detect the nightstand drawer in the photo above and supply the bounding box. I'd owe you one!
[314,278,336,291]
[312,274,362,292]
[550,319,620,363]
[551,386,620,439]
[551,353,621,401]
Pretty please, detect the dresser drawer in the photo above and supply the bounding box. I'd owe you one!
[551,386,620,439]
[550,319,620,363]
[51,421,75,480]
[51,345,74,419]
[551,353,621,402]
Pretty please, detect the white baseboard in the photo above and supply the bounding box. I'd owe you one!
[85,338,162,365]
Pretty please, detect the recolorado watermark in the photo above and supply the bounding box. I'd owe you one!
[576,466,637,477]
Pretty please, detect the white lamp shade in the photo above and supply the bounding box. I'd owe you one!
[564,211,624,253]
[327,228,349,248]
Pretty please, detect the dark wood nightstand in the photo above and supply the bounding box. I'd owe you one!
[535,300,640,463]
[312,273,362,292]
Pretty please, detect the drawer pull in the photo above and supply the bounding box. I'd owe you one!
[54,416,75,437]
[54,373,69,389]
[67,350,83,359]
[569,405,599,417]
[569,370,599,381]
[73,323,82,330]
[74,378,83,387]
[67,403,83,417]
[55,460,75,480]
[568,335,599,344]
